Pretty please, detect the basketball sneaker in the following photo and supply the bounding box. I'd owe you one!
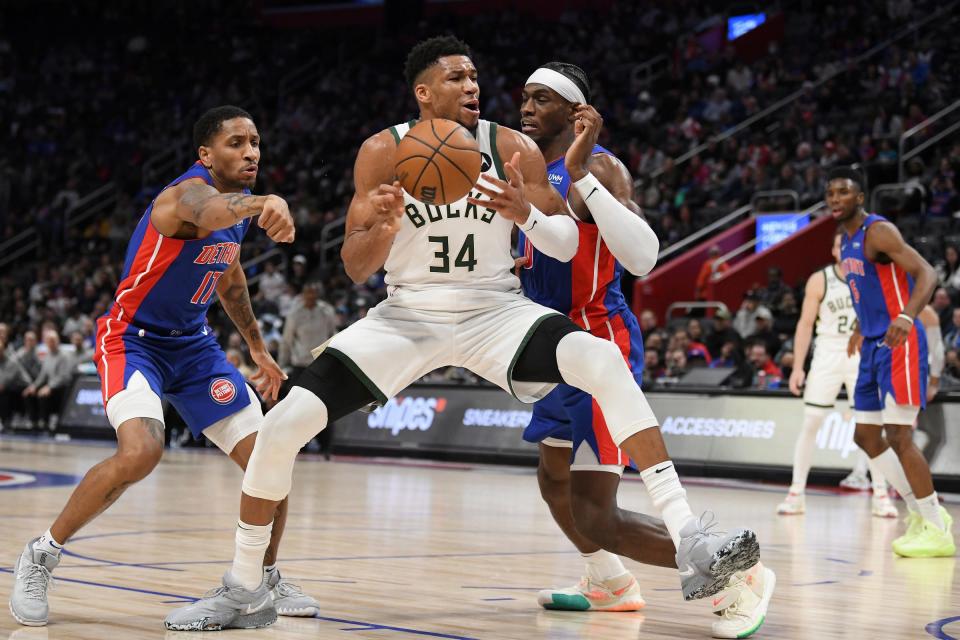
[675,512,760,601]
[871,494,898,519]
[164,572,277,631]
[537,572,645,611]
[265,569,320,617]
[9,540,59,626]
[775,492,805,515]
[893,508,956,558]
[710,563,776,639]
[839,470,871,491]
[892,511,924,553]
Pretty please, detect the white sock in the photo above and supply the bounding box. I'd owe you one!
[790,408,826,493]
[865,457,888,497]
[34,529,63,556]
[916,493,946,530]
[869,448,919,513]
[231,520,272,590]
[582,549,627,582]
[852,451,870,477]
[639,461,695,548]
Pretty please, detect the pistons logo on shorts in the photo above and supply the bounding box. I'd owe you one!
[209,378,238,405]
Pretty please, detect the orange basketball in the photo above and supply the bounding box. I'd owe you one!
[395,119,481,205]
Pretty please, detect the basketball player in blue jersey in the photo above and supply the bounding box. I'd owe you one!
[167,37,762,633]
[516,63,773,638]
[831,166,955,558]
[10,106,320,627]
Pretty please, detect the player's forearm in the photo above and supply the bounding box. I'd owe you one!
[792,324,813,366]
[183,191,270,231]
[903,265,938,319]
[572,173,658,275]
[218,276,266,352]
[341,226,395,283]
[518,206,578,262]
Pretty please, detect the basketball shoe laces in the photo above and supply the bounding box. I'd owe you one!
[274,579,307,598]
[714,572,746,620]
[19,563,53,600]
[688,511,724,544]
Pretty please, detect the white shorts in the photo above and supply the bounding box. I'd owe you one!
[803,348,860,408]
[319,288,562,404]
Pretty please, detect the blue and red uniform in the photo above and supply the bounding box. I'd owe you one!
[93,162,253,435]
[840,214,928,415]
[518,146,644,468]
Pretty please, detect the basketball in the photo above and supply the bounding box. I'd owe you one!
[394,119,481,205]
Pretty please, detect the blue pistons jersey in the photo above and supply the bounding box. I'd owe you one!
[93,163,255,436]
[517,146,644,467]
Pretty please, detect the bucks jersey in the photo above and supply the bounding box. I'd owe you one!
[383,119,520,293]
[815,265,857,351]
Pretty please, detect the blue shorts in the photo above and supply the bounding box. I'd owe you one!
[94,316,251,436]
[854,327,928,414]
[521,311,644,470]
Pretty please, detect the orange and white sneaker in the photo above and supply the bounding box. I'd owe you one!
[776,491,805,515]
[711,562,776,639]
[537,573,645,611]
[871,493,898,519]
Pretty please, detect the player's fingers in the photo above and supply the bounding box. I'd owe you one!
[258,209,275,228]
[467,195,502,209]
[503,159,524,186]
[477,173,508,190]
[471,181,504,199]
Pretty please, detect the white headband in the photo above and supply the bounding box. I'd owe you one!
[525,67,587,105]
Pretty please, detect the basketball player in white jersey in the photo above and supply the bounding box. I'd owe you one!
[165,36,765,631]
[778,231,898,517]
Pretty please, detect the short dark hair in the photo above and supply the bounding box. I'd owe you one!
[404,36,473,89]
[826,166,865,192]
[193,105,253,149]
[539,61,591,103]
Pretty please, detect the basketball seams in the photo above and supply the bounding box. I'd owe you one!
[408,123,460,201]
[404,134,477,186]
[395,119,482,204]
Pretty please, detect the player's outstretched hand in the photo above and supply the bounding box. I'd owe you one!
[259,195,295,243]
[249,349,287,402]
[788,368,805,396]
[371,181,405,234]
[468,152,531,224]
[884,316,912,349]
[564,104,603,182]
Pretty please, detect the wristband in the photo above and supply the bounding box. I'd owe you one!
[897,313,914,325]
[519,204,545,231]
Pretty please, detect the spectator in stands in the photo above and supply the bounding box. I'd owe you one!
[66,331,93,369]
[0,339,30,428]
[643,350,664,388]
[747,341,783,389]
[686,318,705,344]
[14,331,40,384]
[639,309,659,336]
[705,308,741,359]
[932,287,954,328]
[752,307,781,357]
[758,267,790,308]
[695,245,729,300]
[279,282,337,382]
[21,330,74,431]
[257,259,287,306]
[734,290,769,338]
[935,245,960,292]
[773,290,800,339]
[711,339,743,369]
[661,348,688,380]
[945,349,960,383]
[289,254,309,291]
[225,349,257,384]
[945,308,960,352]
[672,328,711,366]
[928,177,957,218]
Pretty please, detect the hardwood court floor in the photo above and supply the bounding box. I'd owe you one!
[0,438,957,639]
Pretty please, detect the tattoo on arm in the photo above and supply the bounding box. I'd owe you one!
[221,281,263,346]
[180,184,260,226]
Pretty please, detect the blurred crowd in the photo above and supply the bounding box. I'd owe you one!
[1,0,959,432]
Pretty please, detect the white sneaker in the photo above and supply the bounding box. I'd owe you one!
[776,492,805,515]
[265,569,320,617]
[871,493,898,519]
[839,470,871,491]
[537,572,645,611]
[711,563,776,639]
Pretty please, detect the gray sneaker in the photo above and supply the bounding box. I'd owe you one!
[675,512,760,601]
[9,540,60,626]
[265,569,320,617]
[164,572,277,631]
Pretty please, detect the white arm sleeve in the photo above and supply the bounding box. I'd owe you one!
[926,323,945,378]
[571,172,659,276]
[519,205,579,262]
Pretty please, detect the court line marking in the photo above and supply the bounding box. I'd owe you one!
[927,616,960,640]
[316,615,479,639]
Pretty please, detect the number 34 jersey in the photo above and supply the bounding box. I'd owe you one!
[384,119,520,293]
[107,162,251,335]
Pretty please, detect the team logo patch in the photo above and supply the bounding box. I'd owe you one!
[0,469,81,490]
[209,378,238,405]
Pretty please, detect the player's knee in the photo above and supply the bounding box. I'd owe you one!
[558,332,624,387]
[853,427,884,456]
[115,424,164,480]
[884,427,912,453]
[536,462,569,505]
